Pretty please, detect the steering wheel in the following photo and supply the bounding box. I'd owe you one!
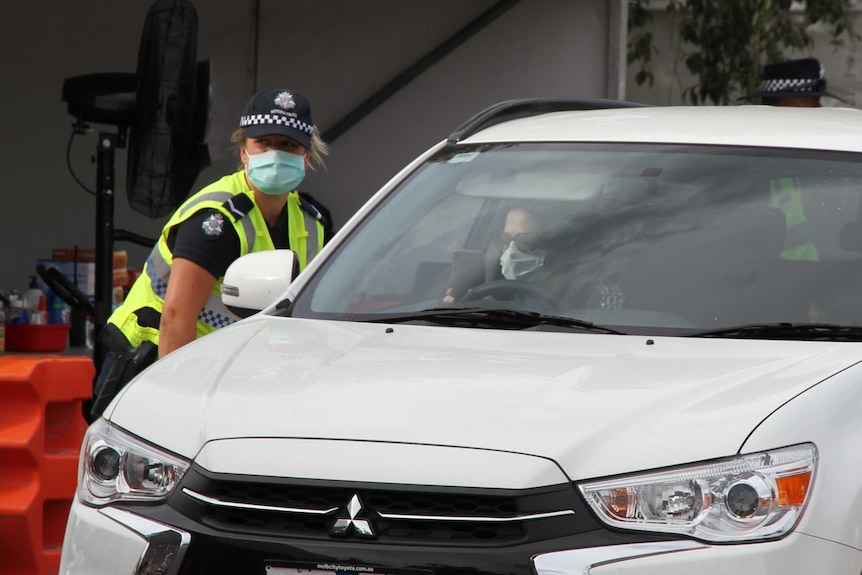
[460,279,566,312]
[36,264,97,320]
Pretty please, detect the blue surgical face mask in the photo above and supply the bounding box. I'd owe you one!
[246,149,306,195]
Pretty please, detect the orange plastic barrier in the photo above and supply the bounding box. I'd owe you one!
[0,356,93,575]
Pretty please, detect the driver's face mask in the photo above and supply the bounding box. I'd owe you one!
[500,241,546,280]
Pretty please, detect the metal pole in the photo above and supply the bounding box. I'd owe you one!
[94,132,116,374]
[606,0,629,100]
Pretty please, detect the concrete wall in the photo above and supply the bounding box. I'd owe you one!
[1,0,622,295]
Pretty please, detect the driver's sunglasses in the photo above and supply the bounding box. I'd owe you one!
[499,231,538,253]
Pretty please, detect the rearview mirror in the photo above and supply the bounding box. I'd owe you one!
[221,250,297,317]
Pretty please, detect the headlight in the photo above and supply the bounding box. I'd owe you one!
[577,443,816,542]
[78,418,191,506]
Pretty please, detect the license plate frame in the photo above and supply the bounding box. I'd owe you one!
[264,562,428,575]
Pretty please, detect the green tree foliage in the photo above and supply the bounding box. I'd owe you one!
[628,0,859,104]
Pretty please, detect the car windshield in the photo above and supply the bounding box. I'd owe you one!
[288,142,862,335]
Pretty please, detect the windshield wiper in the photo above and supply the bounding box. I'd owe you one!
[352,307,626,334]
[684,322,862,341]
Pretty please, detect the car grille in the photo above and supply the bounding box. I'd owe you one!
[172,466,585,546]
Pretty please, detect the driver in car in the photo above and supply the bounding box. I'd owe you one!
[443,207,552,306]
[443,206,626,313]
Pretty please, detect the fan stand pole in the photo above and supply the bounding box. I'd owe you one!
[93,131,117,376]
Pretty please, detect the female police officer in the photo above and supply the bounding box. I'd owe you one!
[91,88,329,418]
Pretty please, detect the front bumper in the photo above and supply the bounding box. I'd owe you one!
[534,537,862,573]
[60,499,862,575]
[60,500,190,575]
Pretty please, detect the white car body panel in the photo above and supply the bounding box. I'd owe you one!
[567,533,862,574]
[466,106,862,152]
[60,500,150,575]
[194,438,568,488]
[107,316,860,483]
[741,362,862,550]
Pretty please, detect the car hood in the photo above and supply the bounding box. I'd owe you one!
[108,316,860,481]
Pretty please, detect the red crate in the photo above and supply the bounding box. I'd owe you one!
[5,324,71,353]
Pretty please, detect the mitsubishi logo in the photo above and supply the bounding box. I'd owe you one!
[331,494,375,538]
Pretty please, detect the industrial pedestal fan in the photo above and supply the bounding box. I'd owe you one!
[57,0,211,378]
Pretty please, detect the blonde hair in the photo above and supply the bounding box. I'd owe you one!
[230,127,329,170]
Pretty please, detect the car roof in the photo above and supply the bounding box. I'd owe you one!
[460,105,862,153]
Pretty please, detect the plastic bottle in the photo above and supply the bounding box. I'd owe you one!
[34,294,48,325]
[8,292,24,324]
[23,276,45,324]
[47,291,69,324]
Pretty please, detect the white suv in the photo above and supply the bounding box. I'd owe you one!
[61,100,862,574]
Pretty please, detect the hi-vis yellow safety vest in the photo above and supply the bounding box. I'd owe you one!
[769,176,819,261]
[107,170,325,349]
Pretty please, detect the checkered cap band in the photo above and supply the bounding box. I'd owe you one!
[239,113,314,136]
[762,77,820,93]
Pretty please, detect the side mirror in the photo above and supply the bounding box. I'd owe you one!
[221,250,297,317]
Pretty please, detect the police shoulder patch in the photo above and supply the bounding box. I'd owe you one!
[201,212,226,239]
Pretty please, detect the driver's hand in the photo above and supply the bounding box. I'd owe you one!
[444,287,488,304]
[444,287,494,304]
[443,288,456,304]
